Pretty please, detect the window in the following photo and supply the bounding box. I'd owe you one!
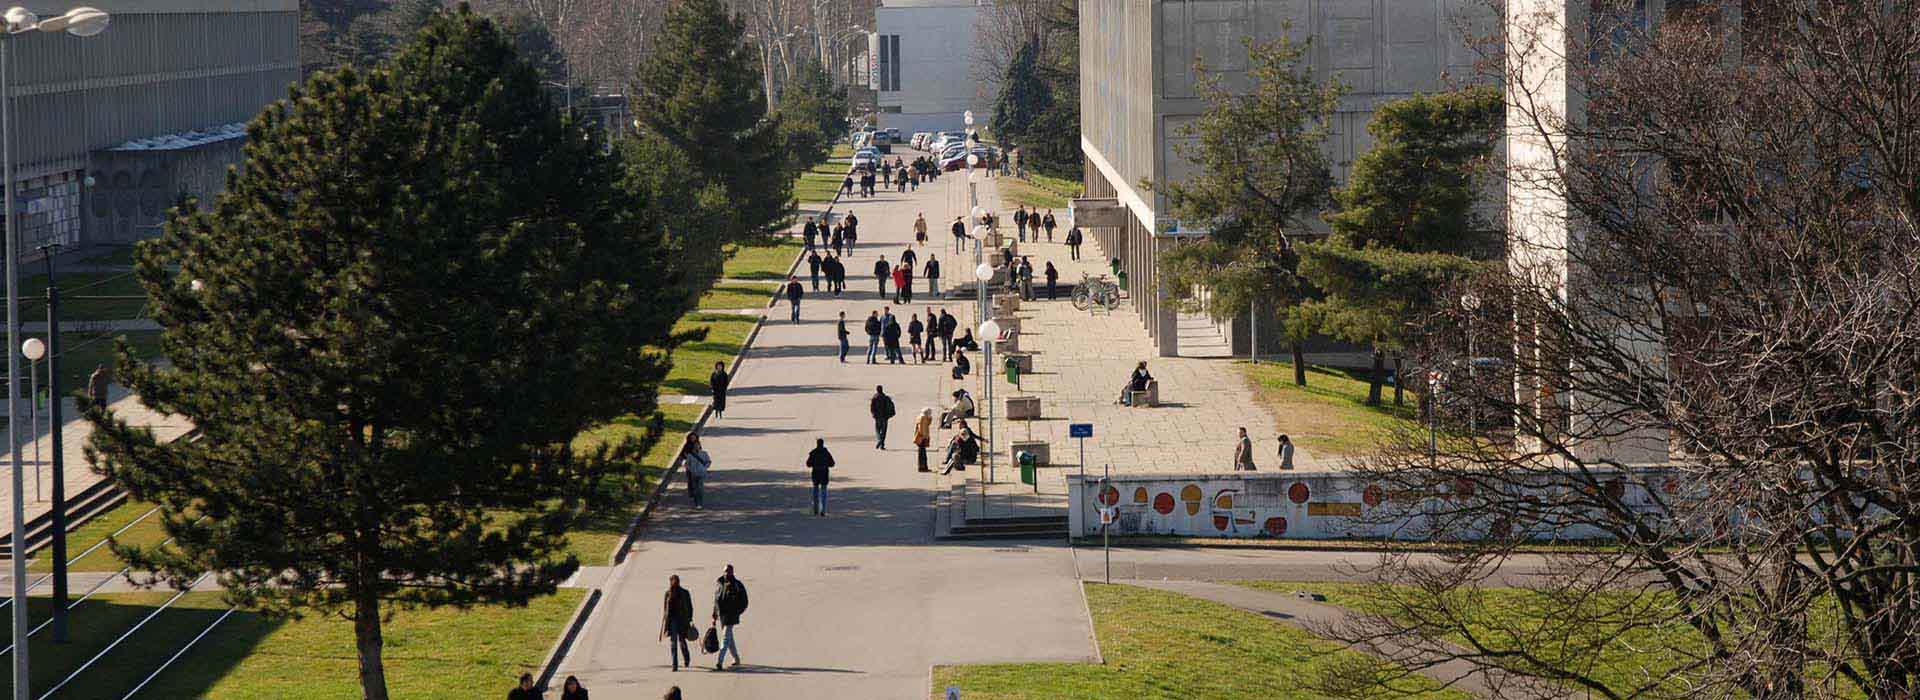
[877,35,903,91]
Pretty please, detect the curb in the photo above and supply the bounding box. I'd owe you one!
[1066,536,1632,556]
[534,587,602,692]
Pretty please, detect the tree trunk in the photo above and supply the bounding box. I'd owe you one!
[1291,343,1307,386]
[355,592,390,700]
[1367,350,1385,406]
[1393,356,1405,405]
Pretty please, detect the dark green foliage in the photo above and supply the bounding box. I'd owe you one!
[778,58,850,174]
[992,42,1052,152]
[1325,86,1503,256]
[633,0,792,239]
[86,8,686,700]
[1154,37,1341,382]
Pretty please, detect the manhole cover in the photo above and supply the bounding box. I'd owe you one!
[822,565,860,572]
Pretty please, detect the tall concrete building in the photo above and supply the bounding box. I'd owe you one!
[6,0,298,254]
[872,0,989,135]
[1076,0,1492,356]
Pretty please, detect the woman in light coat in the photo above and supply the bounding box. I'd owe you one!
[913,408,934,472]
[683,433,712,509]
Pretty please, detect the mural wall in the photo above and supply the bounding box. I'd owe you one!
[1067,470,1687,541]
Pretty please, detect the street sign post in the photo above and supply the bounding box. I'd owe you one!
[1070,422,1093,547]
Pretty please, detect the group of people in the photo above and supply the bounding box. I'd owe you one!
[1010,205,1059,243]
[836,305,978,368]
[801,213,859,256]
[1233,428,1297,471]
[871,248,941,304]
[660,565,750,671]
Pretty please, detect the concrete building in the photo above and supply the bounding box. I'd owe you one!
[1076,0,1493,356]
[6,0,298,254]
[872,0,990,135]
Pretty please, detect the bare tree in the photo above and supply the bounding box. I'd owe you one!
[1317,2,1920,700]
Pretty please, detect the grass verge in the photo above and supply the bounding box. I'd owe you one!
[1000,172,1083,210]
[697,282,779,310]
[2,589,584,700]
[1237,360,1417,456]
[22,270,149,322]
[662,312,758,396]
[29,499,170,573]
[566,402,704,564]
[721,241,803,281]
[930,582,1466,700]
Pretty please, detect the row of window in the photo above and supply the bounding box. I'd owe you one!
[875,34,903,92]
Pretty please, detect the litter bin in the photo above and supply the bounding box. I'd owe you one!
[1018,450,1038,489]
[1004,354,1020,386]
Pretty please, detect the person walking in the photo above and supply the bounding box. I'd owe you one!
[951,216,966,254]
[663,688,682,700]
[845,212,859,247]
[870,385,897,449]
[560,676,588,700]
[939,309,959,361]
[890,263,907,304]
[508,673,543,700]
[1233,427,1257,471]
[841,174,854,196]
[1018,256,1035,301]
[836,311,851,363]
[807,250,822,290]
[873,256,891,297]
[898,262,915,303]
[661,575,695,671]
[914,213,928,245]
[864,311,882,364]
[1014,205,1029,242]
[882,312,904,364]
[1042,209,1057,241]
[710,565,748,670]
[826,254,845,296]
[830,223,845,257]
[87,363,111,408]
[913,408,934,472]
[1045,261,1059,300]
[803,216,820,249]
[924,254,941,298]
[923,305,941,362]
[1066,225,1083,260]
[784,276,804,322]
[708,362,730,418]
[908,314,925,363]
[1277,434,1295,470]
[806,438,835,515]
[901,246,918,273]
[683,432,711,509]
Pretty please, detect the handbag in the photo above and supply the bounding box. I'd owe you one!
[702,626,720,654]
[683,624,699,643]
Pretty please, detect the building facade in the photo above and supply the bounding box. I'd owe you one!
[6,0,298,254]
[872,0,990,135]
[1078,0,1492,356]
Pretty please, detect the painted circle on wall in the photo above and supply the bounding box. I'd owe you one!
[1180,484,1204,515]
[1264,516,1288,537]
[1152,492,1175,515]
[1363,484,1384,507]
[1288,482,1310,504]
[1097,484,1120,506]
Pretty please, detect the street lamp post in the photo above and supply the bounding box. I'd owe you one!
[5,7,111,694]
[34,242,66,643]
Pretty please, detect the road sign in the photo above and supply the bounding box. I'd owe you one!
[1099,506,1119,525]
[1069,423,1094,438]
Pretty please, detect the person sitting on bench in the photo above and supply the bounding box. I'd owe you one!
[1119,361,1153,406]
[940,389,976,429]
[941,422,984,475]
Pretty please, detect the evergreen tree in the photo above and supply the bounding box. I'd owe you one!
[1153,36,1341,385]
[777,58,849,174]
[1309,86,1503,404]
[86,9,687,700]
[634,0,792,239]
[991,41,1051,152]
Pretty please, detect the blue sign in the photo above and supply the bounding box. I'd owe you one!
[1069,423,1094,438]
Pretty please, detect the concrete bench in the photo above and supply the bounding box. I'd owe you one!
[1125,380,1159,407]
[1006,395,1042,420]
[1010,440,1051,466]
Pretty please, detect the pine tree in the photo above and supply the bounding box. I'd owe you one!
[634,0,792,239]
[778,58,849,174]
[1309,86,1502,404]
[1154,36,1341,385]
[85,9,687,700]
[992,41,1052,152]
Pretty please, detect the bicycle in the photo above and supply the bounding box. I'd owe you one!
[1072,273,1122,311]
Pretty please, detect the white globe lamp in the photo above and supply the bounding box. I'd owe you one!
[979,318,1001,341]
[21,338,45,362]
[974,262,995,282]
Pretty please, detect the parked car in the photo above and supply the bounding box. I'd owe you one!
[941,146,996,172]
[911,132,930,150]
[884,128,902,141]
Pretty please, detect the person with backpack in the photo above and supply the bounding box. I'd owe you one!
[710,565,748,670]
[806,438,835,516]
[682,432,712,509]
[661,575,695,671]
[870,385,897,449]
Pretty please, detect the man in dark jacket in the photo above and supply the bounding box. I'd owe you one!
[784,276,804,322]
[824,255,844,296]
[870,385,896,449]
[1066,226,1083,260]
[1013,205,1029,242]
[873,256,891,297]
[951,217,966,254]
[709,362,730,418]
[806,438,835,515]
[836,311,851,362]
[939,310,959,360]
[882,313,904,364]
[661,575,695,670]
[807,251,822,290]
[901,246,918,271]
[711,565,748,670]
[924,255,941,298]
[864,311,882,364]
[803,216,819,248]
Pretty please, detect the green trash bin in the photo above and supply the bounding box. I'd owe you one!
[1004,354,1020,386]
[1018,450,1038,487]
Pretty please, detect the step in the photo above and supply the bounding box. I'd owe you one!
[0,479,127,559]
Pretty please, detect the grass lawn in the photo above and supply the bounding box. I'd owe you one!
[1238,360,1418,456]
[565,402,704,565]
[1000,172,1084,211]
[697,282,779,310]
[16,330,164,395]
[1233,580,1704,698]
[930,582,1466,700]
[3,589,584,700]
[721,241,803,281]
[21,270,149,321]
[797,170,849,203]
[661,312,758,395]
[81,246,138,267]
[29,499,171,573]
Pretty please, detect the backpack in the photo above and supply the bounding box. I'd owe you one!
[702,626,720,654]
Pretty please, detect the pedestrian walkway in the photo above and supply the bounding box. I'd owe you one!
[0,385,193,542]
[555,157,1096,699]
[947,175,1333,511]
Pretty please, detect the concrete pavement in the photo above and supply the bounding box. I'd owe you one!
[555,161,1098,699]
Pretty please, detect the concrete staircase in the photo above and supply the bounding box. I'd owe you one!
[1177,312,1233,358]
[934,480,1068,540]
